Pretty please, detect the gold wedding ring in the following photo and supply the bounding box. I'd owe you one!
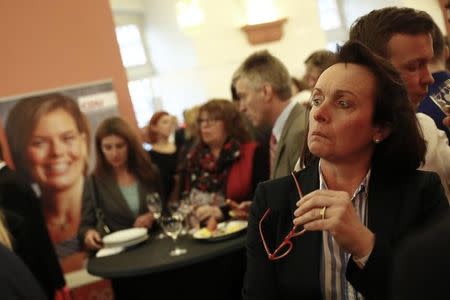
[320,206,327,220]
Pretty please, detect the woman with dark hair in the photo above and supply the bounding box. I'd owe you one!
[79,116,161,250]
[243,41,449,300]
[176,99,268,223]
[147,111,178,201]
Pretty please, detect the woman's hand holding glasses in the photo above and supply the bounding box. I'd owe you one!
[293,189,375,259]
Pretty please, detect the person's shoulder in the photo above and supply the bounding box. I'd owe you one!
[291,102,307,116]
[259,165,314,189]
[258,174,293,190]
[289,103,308,129]
[416,112,440,130]
[416,112,449,142]
[0,167,35,194]
[240,141,258,151]
[399,168,441,183]
[0,244,47,299]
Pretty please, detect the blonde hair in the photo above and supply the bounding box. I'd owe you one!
[0,211,12,250]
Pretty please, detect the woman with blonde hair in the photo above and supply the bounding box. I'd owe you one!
[79,116,161,250]
[5,93,90,269]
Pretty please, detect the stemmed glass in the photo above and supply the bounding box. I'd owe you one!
[175,196,195,235]
[159,213,187,256]
[430,83,450,115]
[146,193,164,239]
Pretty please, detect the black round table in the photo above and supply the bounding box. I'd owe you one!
[88,232,247,300]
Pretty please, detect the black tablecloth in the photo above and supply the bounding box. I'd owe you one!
[88,232,247,300]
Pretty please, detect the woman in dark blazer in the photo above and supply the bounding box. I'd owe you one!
[79,117,161,250]
[243,41,449,300]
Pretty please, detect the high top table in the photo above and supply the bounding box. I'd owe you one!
[88,232,247,300]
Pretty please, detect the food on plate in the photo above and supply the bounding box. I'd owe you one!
[226,222,245,234]
[226,199,251,220]
[193,220,247,239]
[206,217,218,232]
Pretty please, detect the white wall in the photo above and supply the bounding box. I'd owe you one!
[110,0,144,13]
[138,0,445,119]
[142,0,326,118]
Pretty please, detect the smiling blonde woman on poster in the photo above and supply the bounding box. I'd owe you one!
[5,93,90,271]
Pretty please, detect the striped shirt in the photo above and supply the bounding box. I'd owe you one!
[318,163,370,300]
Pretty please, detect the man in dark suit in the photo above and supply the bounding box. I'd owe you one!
[0,145,65,298]
[235,50,308,179]
[392,211,450,299]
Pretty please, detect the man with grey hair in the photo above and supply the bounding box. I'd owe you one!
[235,50,307,179]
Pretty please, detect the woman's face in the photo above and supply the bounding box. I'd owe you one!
[198,112,227,148]
[153,114,173,139]
[26,109,87,191]
[308,63,383,164]
[101,134,129,170]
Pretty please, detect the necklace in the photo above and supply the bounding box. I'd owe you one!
[47,215,71,232]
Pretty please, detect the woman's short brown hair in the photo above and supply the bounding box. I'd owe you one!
[198,99,251,143]
[302,41,426,173]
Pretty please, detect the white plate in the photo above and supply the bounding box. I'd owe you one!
[193,220,247,242]
[103,233,149,248]
[103,228,148,246]
[96,246,124,257]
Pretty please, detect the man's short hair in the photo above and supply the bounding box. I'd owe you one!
[431,22,445,61]
[235,50,292,101]
[349,7,434,58]
[304,50,337,73]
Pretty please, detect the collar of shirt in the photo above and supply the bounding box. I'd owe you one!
[0,161,6,171]
[318,159,371,200]
[271,100,296,142]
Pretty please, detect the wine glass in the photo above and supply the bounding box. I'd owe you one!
[430,84,450,115]
[175,196,195,235]
[146,193,164,239]
[159,213,187,256]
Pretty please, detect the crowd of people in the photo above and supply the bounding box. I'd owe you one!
[0,5,449,300]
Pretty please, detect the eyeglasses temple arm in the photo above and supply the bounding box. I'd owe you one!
[291,171,304,198]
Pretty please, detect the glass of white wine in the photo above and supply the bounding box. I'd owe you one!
[146,193,164,239]
[430,82,450,116]
[159,213,187,256]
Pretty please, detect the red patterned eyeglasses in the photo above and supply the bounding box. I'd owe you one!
[259,172,307,260]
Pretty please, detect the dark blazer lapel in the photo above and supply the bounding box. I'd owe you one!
[137,182,147,214]
[282,163,322,291]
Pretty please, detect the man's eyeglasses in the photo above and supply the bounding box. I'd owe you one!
[197,117,219,126]
[259,172,306,260]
